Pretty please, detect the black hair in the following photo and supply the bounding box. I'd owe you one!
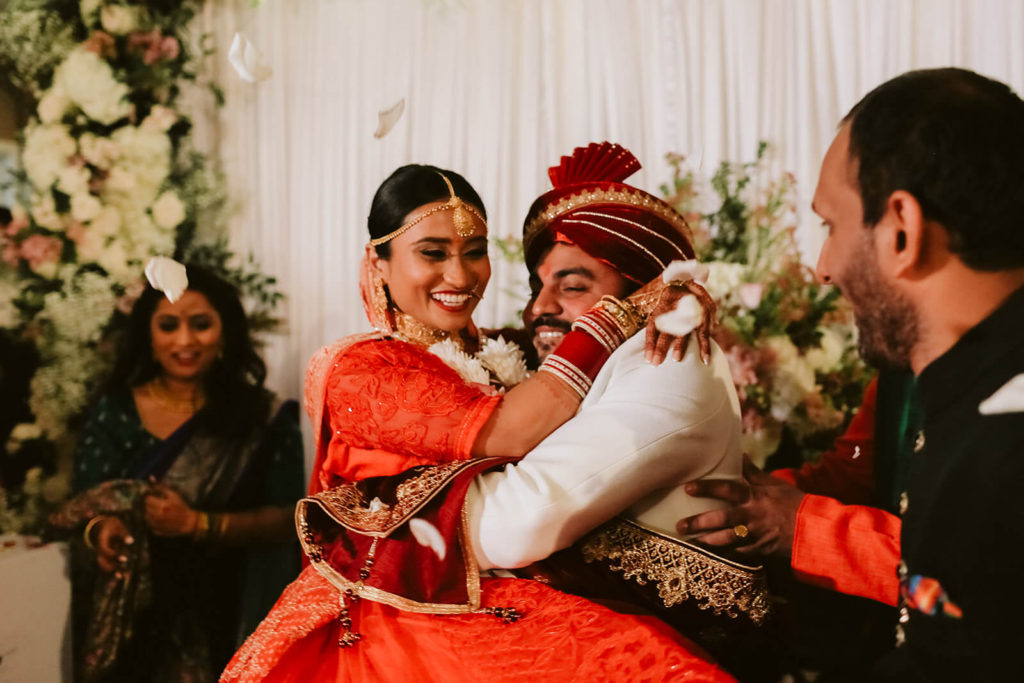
[107,264,270,439]
[367,164,486,258]
[843,67,1024,270]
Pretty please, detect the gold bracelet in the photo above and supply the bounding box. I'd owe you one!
[83,515,107,550]
[597,295,643,338]
[215,512,230,542]
[192,511,210,542]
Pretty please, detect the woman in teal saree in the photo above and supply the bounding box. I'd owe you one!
[51,263,304,683]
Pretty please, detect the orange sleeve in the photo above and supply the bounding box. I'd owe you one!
[772,377,878,505]
[321,339,500,483]
[791,493,901,606]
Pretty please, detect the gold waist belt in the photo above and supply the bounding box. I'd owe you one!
[580,518,770,625]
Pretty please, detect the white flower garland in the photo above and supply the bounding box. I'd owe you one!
[428,336,529,391]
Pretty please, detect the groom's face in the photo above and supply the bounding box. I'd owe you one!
[524,243,629,361]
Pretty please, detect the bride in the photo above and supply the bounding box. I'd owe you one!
[222,163,734,682]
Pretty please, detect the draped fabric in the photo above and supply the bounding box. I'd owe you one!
[192,1,1024,472]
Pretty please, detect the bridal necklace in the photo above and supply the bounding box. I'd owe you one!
[147,377,205,414]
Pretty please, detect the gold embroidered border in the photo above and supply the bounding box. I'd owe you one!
[295,463,492,615]
[580,518,770,625]
[300,460,490,535]
[524,186,694,251]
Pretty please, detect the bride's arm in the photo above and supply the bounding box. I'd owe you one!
[471,275,710,459]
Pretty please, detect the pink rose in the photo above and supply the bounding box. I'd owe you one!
[19,234,63,271]
[116,277,147,314]
[83,31,116,58]
[2,241,19,267]
[738,283,764,310]
[161,36,180,61]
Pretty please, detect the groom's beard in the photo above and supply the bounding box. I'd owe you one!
[529,314,572,362]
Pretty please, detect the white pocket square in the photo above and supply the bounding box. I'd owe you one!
[978,374,1024,415]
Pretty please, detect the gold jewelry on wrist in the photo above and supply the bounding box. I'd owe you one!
[624,286,664,320]
[83,515,107,550]
[597,295,643,338]
[192,511,210,542]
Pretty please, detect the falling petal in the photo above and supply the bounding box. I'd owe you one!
[368,496,384,513]
[408,518,446,561]
[144,257,188,303]
[662,259,709,285]
[374,98,405,139]
[228,32,272,83]
[655,295,702,337]
[978,373,1024,414]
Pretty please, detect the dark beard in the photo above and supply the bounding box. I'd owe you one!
[841,235,918,371]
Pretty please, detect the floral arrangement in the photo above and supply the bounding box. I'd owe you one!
[0,0,280,534]
[661,143,869,465]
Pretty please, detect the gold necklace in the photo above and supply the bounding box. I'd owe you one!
[147,378,204,414]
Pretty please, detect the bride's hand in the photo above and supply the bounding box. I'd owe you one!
[647,280,716,365]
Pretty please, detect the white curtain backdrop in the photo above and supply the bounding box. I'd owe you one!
[193,0,1024,429]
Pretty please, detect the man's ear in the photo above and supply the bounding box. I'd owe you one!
[876,190,925,279]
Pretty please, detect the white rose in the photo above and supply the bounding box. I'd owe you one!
[37,89,71,124]
[96,241,133,283]
[151,192,186,230]
[70,192,103,222]
[79,133,122,170]
[22,123,77,188]
[31,195,66,232]
[804,326,845,372]
[105,166,137,193]
[703,262,746,304]
[53,48,132,125]
[80,0,102,26]
[56,165,91,196]
[100,5,138,35]
[142,105,178,132]
[88,205,122,238]
[74,227,107,263]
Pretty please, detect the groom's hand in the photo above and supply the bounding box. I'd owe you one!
[676,456,805,559]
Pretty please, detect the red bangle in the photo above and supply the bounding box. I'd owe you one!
[537,328,610,398]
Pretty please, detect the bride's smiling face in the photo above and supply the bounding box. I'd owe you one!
[372,201,490,333]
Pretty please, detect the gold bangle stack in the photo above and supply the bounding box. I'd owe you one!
[193,511,211,542]
[597,295,643,338]
[83,515,107,550]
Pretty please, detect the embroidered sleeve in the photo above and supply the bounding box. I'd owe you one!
[325,339,500,465]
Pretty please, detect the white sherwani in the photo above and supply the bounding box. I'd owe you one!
[466,332,743,570]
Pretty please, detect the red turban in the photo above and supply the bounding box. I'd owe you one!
[523,142,694,285]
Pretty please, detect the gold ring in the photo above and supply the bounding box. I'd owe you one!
[733,524,749,539]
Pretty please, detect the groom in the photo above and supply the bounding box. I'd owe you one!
[464,143,768,675]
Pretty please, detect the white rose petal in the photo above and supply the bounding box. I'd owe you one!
[56,165,91,196]
[151,192,186,230]
[145,256,188,303]
[979,374,1024,415]
[228,33,272,83]
[662,259,709,286]
[655,294,703,337]
[374,98,405,139]
[738,282,764,310]
[408,518,447,561]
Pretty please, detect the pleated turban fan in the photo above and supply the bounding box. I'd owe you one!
[523,142,695,285]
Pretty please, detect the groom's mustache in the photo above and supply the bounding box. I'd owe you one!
[530,314,572,334]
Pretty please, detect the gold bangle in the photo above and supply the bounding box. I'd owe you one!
[597,295,643,338]
[83,515,107,550]
[192,511,210,542]
[215,512,230,542]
